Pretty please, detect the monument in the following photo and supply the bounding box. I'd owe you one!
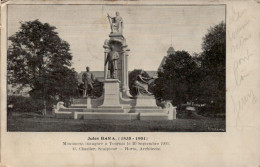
[54,12,176,120]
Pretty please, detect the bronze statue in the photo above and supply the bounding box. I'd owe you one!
[107,12,123,34]
[105,45,119,79]
[82,66,95,97]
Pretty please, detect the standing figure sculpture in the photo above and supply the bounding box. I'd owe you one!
[105,45,120,79]
[82,66,95,97]
[107,12,123,34]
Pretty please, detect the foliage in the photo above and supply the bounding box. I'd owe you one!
[92,80,104,98]
[7,96,50,114]
[128,69,150,96]
[154,51,199,106]
[199,21,226,112]
[7,20,78,105]
[154,22,226,114]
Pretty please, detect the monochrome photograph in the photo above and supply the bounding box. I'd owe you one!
[5,4,226,132]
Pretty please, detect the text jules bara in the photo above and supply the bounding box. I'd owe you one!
[88,137,132,140]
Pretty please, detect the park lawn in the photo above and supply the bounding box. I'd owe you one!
[7,115,225,132]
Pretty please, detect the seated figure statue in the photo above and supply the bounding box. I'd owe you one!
[134,70,157,96]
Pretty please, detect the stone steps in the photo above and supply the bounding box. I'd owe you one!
[132,107,164,113]
[69,105,88,108]
[55,111,170,120]
[60,108,84,112]
[74,112,140,120]
[61,108,126,113]
[140,113,169,120]
[55,111,73,119]
[55,90,175,120]
[55,109,171,120]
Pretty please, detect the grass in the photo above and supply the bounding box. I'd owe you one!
[7,113,225,132]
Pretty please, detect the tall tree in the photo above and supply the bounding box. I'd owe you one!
[200,21,226,113]
[154,51,199,106]
[8,20,78,103]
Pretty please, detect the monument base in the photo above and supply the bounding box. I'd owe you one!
[99,79,121,108]
[135,95,158,107]
[54,82,176,120]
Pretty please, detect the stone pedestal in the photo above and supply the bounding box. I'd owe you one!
[133,95,165,117]
[99,79,122,108]
[86,97,92,108]
[135,96,158,108]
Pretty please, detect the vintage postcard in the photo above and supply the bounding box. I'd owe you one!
[0,0,259,167]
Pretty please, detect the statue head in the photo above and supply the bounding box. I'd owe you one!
[116,12,120,16]
[104,39,110,46]
[110,45,115,51]
[140,70,144,75]
[86,66,90,72]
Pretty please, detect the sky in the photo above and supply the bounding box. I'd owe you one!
[7,4,225,72]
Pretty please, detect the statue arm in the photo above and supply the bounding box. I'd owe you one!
[141,76,152,80]
[91,73,95,81]
[114,52,120,60]
[107,14,112,19]
[138,75,149,84]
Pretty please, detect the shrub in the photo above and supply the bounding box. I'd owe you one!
[7,96,52,114]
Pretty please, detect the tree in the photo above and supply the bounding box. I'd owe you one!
[199,21,226,113]
[129,69,150,96]
[92,80,104,98]
[154,51,199,106]
[8,20,78,107]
